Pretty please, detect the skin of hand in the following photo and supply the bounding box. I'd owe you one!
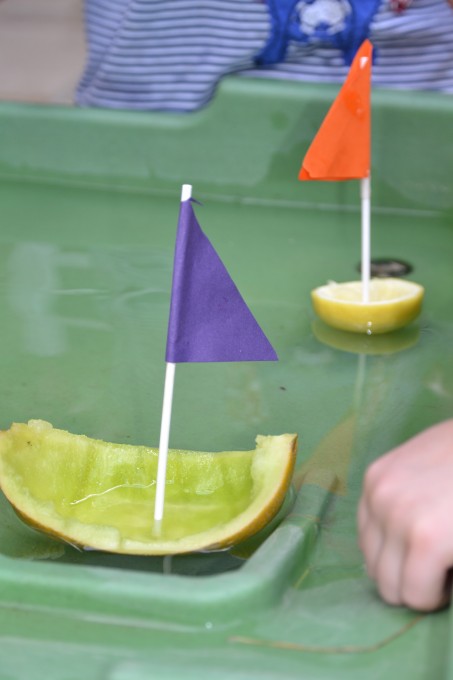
[358,419,453,611]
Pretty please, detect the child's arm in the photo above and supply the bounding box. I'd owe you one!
[357,419,453,611]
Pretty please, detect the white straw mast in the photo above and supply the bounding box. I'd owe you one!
[154,183,192,525]
[360,176,371,304]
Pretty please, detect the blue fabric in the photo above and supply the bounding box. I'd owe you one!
[256,0,382,65]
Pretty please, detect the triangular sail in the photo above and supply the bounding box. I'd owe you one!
[165,199,277,363]
[299,40,373,182]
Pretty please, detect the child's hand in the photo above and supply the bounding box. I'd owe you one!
[358,419,453,611]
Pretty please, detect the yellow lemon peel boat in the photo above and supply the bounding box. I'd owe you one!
[311,278,424,334]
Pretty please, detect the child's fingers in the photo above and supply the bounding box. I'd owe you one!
[373,534,406,605]
[401,529,450,611]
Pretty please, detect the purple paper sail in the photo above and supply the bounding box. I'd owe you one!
[165,200,278,363]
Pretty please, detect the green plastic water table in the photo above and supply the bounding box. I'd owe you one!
[0,78,452,679]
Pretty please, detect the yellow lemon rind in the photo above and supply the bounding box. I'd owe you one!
[311,278,424,335]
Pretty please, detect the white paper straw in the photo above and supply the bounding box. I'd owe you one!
[154,361,176,523]
[154,184,192,524]
[360,176,371,304]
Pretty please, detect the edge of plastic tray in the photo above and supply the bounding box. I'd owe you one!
[0,482,334,627]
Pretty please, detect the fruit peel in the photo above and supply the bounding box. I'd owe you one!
[0,421,297,556]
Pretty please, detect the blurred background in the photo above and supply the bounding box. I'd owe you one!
[0,0,85,104]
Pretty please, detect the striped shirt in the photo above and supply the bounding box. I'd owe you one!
[76,0,453,112]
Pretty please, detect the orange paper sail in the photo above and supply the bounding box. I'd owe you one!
[299,40,373,181]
